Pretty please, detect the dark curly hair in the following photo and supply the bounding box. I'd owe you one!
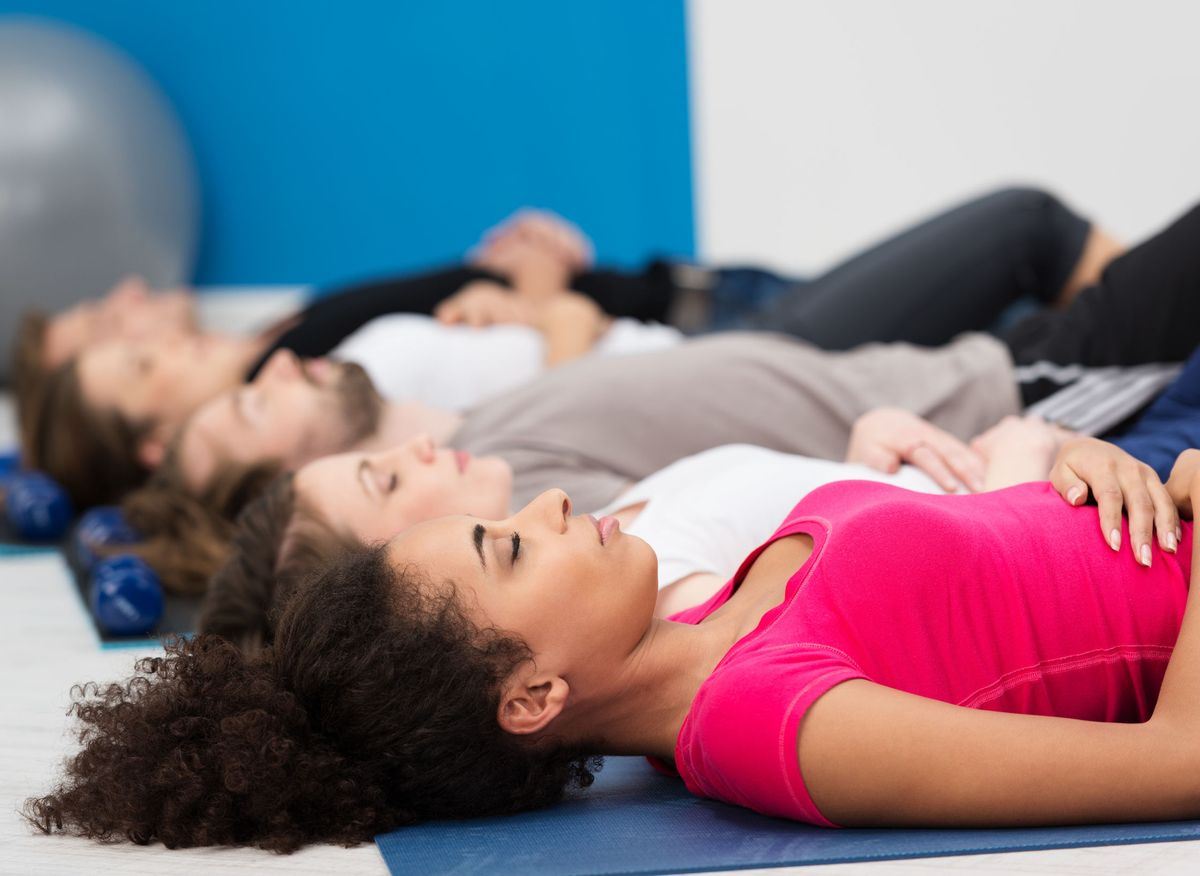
[25,547,600,852]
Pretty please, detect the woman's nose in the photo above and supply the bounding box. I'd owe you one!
[521,489,571,532]
[259,348,302,383]
[409,433,437,465]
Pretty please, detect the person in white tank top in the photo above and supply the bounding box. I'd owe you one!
[332,304,682,411]
[593,445,941,607]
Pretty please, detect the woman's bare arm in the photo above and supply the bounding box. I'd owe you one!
[1144,454,1200,727]
[799,678,1194,827]
[534,292,611,367]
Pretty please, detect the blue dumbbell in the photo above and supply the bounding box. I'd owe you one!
[74,506,141,571]
[89,554,164,636]
[2,470,74,541]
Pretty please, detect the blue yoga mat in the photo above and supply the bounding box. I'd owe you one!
[375,756,1200,875]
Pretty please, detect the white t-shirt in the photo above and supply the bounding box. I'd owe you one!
[595,444,942,589]
[333,314,683,410]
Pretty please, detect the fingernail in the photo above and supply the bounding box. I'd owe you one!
[1140,544,1152,567]
[1067,486,1082,505]
[1166,533,1178,553]
[1110,529,1121,551]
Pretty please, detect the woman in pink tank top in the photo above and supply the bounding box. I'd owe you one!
[29,440,1200,848]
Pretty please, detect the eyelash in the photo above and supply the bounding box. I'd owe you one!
[510,532,521,563]
[387,473,398,493]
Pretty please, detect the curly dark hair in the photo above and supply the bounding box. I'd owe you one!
[25,546,600,852]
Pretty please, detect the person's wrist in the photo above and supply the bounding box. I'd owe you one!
[512,264,570,297]
[1025,432,1060,460]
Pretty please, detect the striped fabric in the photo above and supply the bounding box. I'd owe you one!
[1022,362,1184,436]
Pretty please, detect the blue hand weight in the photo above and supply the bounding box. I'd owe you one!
[89,554,164,636]
[3,471,73,541]
[74,506,140,571]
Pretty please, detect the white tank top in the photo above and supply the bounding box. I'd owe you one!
[333,314,682,410]
[595,444,942,588]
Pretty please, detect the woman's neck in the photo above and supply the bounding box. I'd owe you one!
[558,616,745,761]
[560,533,815,761]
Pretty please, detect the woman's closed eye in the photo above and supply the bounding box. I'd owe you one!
[358,460,400,500]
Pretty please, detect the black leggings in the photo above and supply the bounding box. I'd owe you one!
[249,186,1092,378]
[741,186,1091,348]
[1003,201,1200,406]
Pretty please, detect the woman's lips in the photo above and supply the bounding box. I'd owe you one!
[455,450,470,474]
[598,516,620,545]
[586,514,620,545]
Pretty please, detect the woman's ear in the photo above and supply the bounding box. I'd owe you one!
[497,674,569,736]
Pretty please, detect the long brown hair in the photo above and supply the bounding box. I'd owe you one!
[24,359,153,509]
[12,310,49,455]
[199,473,359,651]
[26,548,600,851]
[117,447,283,596]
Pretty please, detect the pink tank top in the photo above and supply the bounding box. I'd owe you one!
[666,481,1192,827]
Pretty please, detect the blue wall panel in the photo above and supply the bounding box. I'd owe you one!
[2,1,694,284]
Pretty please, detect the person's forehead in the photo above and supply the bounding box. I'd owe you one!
[294,457,356,522]
[293,456,333,499]
[388,517,462,565]
[75,343,128,408]
[43,307,92,368]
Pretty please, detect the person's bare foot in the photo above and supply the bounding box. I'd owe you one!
[1056,226,1126,308]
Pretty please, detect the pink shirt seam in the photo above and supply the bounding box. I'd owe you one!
[957,644,1175,709]
[778,670,865,827]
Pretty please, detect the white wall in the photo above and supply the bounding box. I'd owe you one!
[689,0,1200,274]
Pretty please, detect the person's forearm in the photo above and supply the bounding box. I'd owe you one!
[1150,480,1200,727]
[511,263,571,299]
[982,445,1055,491]
[541,313,608,367]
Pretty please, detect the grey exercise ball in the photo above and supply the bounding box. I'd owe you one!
[0,17,199,382]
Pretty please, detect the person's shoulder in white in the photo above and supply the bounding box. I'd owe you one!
[332,314,544,411]
[594,318,684,357]
[332,314,683,411]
